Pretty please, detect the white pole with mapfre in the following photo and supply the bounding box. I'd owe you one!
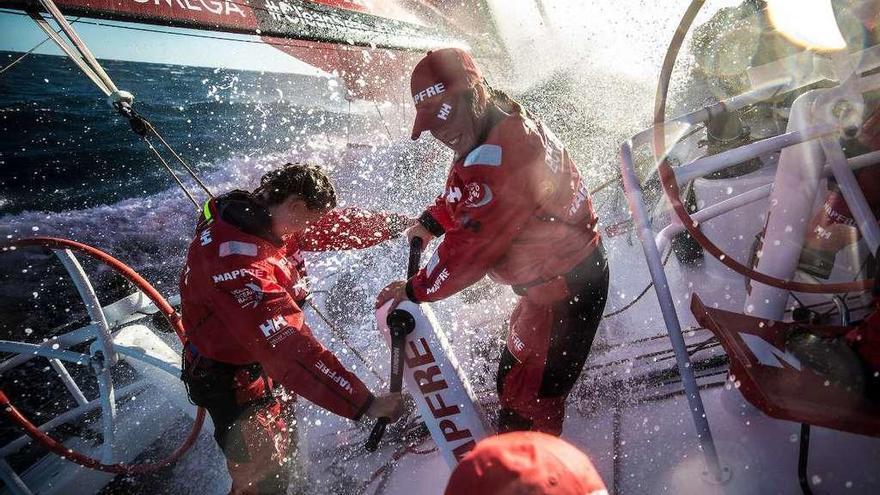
[375,298,492,467]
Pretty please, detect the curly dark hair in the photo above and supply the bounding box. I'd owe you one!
[254,162,337,210]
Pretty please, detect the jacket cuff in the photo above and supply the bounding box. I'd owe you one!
[418,211,445,237]
[353,393,374,421]
[405,279,421,303]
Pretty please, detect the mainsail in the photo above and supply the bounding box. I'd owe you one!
[0,0,495,99]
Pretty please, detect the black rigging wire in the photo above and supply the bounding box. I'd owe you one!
[0,17,81,75]
[603,246,674,318]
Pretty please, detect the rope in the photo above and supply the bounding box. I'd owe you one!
[307,299,386,385]
[590,174,621,195]
[143,120,214,199]
[27,11,110,95]
[142,136,200,209]
[373,101,395,142]
[37,0,117,93]
[23,5,214,207]
[603,247,674,318]
[0,17,80,76]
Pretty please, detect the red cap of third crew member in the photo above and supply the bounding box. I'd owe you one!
[444,432,608,495]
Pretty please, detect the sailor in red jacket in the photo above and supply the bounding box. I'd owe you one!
[377,49,609,435]
[181,163,405,494]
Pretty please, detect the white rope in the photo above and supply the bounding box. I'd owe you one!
[26,2,214,206]
[0,18,80,76]
[37,0,118,94]
[27,11,111,96]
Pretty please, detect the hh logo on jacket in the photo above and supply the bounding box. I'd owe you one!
[260,315,287,337]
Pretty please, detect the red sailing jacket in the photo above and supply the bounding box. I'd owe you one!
[407,111,600,303]
[180,191,402,420]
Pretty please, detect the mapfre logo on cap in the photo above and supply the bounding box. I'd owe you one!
[413,82,445,104]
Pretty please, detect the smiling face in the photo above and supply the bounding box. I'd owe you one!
[427,88,486,160]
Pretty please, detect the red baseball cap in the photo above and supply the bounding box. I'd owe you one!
[445,432,608,495]
[410,48,482,140]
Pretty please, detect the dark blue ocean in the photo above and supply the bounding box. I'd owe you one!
[0,51,372,214]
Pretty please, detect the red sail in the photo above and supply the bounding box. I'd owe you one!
[0,0,500,100]
[0,0,459,51]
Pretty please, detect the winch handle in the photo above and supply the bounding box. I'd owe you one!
[365,236,422,451]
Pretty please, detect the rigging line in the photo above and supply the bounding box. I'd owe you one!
[373,101,395,142]
[590,173,621,195]
[819,255,872,318]
[142,136,200,209]
[36,0,118,93]
[0,17,81,76]
[602,246,674,319]
[27,11,111,95]
[142,120,214,199]
[306,299,386,385]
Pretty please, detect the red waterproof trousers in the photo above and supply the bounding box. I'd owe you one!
[496,245,609,435]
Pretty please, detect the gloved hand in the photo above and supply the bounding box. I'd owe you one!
[366,392,404,421]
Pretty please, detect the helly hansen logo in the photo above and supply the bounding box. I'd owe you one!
[437,103,452,120]
[260,315,287,338]
[212,268,264,283]
[568,181,589,216]
[445,186,462,203]
[543,127,564,174]
[315,360,355,394]
[413,82,445,104]
[426,268,449,294]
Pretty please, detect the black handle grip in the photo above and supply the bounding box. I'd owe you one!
[365,419,388,451]
[365,236,423,451]
[407,237,423,277]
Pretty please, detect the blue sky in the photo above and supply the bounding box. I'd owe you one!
[0,10,327,74]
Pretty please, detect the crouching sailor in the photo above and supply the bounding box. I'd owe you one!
[180,163,406,494]
[377,49,609,436]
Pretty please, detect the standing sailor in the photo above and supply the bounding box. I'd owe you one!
[376,49,609,435]
[180,163,406,494]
